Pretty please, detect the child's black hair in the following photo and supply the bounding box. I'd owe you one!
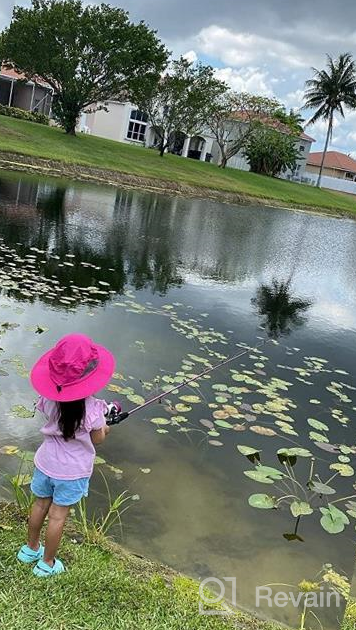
[57,399,86,441]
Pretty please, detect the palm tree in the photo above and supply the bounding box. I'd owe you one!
[304,52,356,187]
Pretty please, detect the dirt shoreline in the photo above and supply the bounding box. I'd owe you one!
[0,150,353,221]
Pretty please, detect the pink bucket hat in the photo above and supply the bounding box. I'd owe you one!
[30,333,116,402]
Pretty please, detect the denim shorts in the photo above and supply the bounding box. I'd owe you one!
[31,467,90,507]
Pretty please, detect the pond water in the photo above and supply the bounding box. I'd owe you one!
[0,170,355,628]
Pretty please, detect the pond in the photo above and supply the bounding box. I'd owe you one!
[0,170,355,629]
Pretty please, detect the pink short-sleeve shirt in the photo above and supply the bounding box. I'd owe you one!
[34,396,108,480]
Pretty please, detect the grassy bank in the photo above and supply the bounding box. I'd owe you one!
[1,503,354,630]
[0,504,284,630]
[0,116,355,216]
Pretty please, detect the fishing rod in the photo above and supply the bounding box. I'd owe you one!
[106,338,270,426]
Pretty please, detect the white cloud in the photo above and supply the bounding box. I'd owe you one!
[214,66,274,96]
[284,89,305,110]
[195,25,310,70]
[182,50,198,63]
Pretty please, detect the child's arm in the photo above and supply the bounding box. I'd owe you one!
[90,424,110,445]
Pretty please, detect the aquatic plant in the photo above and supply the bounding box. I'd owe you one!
[239,446,356,538]
[1,450,35,513]
[262,564,350,630]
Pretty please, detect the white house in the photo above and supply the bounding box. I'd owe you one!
[84,100,214,162]
[83,100,314,178]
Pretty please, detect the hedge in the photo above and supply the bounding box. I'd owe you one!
[0,104,49,125]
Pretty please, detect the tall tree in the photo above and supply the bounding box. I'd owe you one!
[139,57,227,157]
[206,92,287,168]
[0,0,168,134]
[304,52,356,187]
[274,108,304,134]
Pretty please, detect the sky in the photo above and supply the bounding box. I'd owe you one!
[2,0,356,154]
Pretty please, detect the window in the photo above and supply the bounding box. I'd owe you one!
[126,109,148,142]
[299,145,305,152]
[345,171,355,180]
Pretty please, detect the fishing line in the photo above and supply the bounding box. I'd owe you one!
[106,338,271,426]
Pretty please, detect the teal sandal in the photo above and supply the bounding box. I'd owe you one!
[33,558,65,577]
[17,544,44,564]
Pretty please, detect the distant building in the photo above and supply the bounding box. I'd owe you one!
[84,100,314,178]
[304,150,356,195]
[306,151,356,181]
[0,65,53,115]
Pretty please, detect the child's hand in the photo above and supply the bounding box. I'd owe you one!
[91,424,109,445]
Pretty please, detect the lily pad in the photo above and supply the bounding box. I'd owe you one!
[237,445,261,463]
[309,481,336,495]
[320,504,349,534]
[11,405,34,418]
[127,394,146,405]
[179,395,201,404]
[200,419,214,429]
[237,445,261,456]
[329,463,354,477]
[277,447,312,458]
[151,417,171,426]
[290,501,314,517]
[175,404,192,413]
[248,494,277,509]
[309,431,329,444]
[214,419,234,429]
[244,465,284,484]
[213,410,230,420]
[249,426,277,437]
[307,418,329,432]
[0,445,19,455]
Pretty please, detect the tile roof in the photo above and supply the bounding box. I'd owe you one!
[0,65,52,89]
[229,111,314,142]
[307,151,356,173]
[300,131,315,143]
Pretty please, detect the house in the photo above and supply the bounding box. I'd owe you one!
[0,65,53,115]
[209,113,314,180]
[83,100,314,178]
[305,150,356,195]
[306,151,356,181]
[84,100,214,162]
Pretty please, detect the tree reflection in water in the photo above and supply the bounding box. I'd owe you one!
[252,279,312,339]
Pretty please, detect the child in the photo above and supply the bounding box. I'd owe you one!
[17,333,116,577]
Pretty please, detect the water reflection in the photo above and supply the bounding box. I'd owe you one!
[252,279,312,339]
[0,171,356,630]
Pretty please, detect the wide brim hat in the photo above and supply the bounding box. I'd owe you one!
[30,333,115,402]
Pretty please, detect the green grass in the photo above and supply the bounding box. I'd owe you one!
[0,504,283,630]
[342,602,356,630]
[0,115,355,215]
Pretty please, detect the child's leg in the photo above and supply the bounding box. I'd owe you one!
[28,497,52,551]
[43,503,70,567]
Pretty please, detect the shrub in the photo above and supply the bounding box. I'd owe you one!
[0,103,49,125]
[243,123,300,177]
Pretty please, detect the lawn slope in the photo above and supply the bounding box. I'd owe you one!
[0,504,283,630]
[0,116,355,215]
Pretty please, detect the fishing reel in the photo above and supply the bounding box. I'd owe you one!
[105,401,129,426]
